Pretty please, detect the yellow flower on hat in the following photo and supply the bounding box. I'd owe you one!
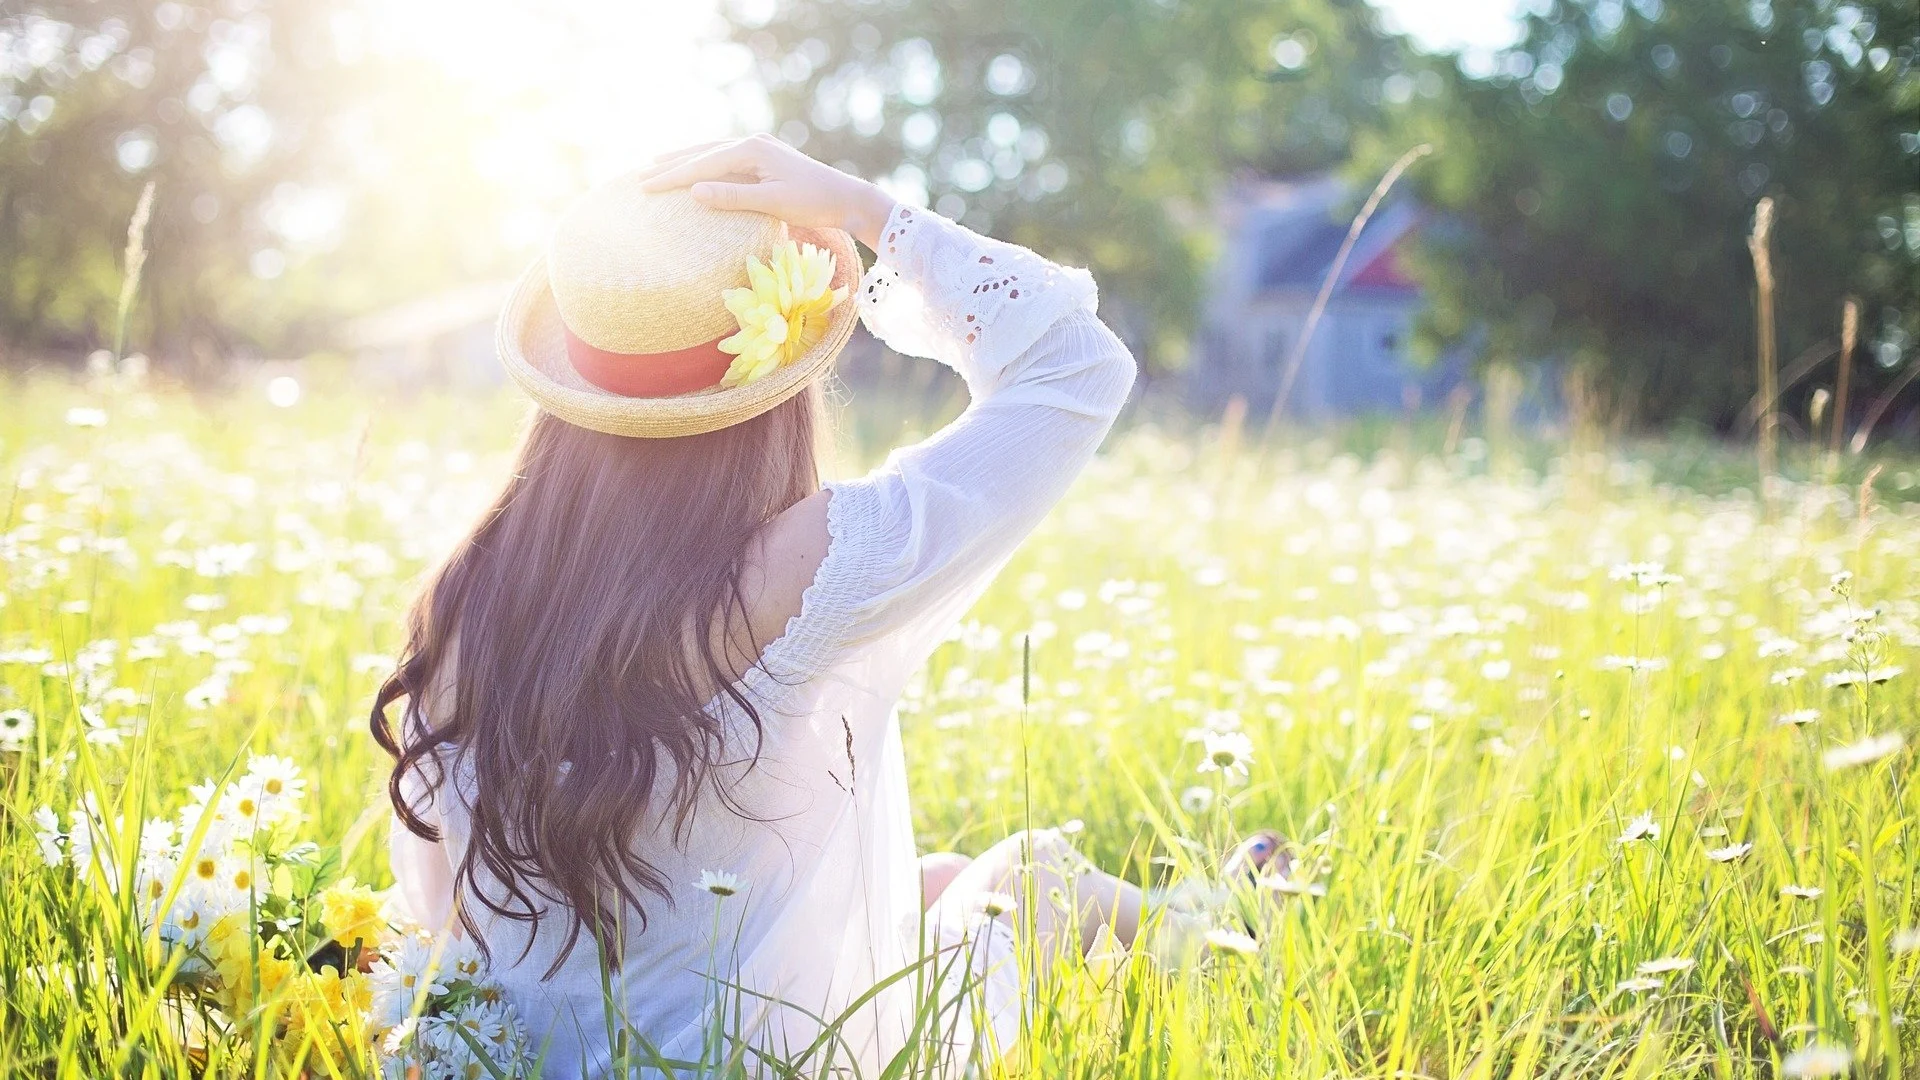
[717,240,846,388]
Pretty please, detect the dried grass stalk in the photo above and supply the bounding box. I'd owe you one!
[1832,297,1857,457]
[114,181,157,361]
[1747,197,1777,494]
[1263,143,1432,434]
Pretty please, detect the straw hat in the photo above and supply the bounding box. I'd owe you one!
[496,175,862,438]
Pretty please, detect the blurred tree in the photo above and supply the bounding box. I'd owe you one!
[0,0,522,370]
[0,0,336,367]
[1384,0,1919,429]
[724,0,1418,368]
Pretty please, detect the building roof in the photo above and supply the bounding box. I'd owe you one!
[1238,175,1423,297]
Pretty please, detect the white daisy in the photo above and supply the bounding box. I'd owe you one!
[971,892,1018,918]
[369,934,451,1032]
[1615,976,1663,993]
[465,998,530,1058]
[1179,785,1215,814]
[694,869,745,898]
[217,778,272,833]
[1774,709,1820,727]
[1197,729,1254,777]
[0,708,32,751]
[1781,1043,1852,1078]
[31,806,64,867]
[1204,928,1259,957]
[176,791,239,858]
[417,1013,479,1064]
[1822,666,1903,688]
[1821,732,1905,771]
[441,997,506,1046]
[1258,873,1327,897]
[440,934,487,983]
[1608,562,1665,586]
[1618,812,1661,844]
[132,820,180,924]
[64,796,109,874]
[1706,842,1753,863]
[138,817,178,861]
[243,754,307,821]
[1636,956,1695,975]
[1780,885,1823,900]
[159,887,231,975]
[378,1016,420,1061]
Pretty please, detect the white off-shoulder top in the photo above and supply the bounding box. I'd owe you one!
[390,204,1138,1077]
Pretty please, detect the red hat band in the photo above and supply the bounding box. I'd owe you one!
[562,326,733,398]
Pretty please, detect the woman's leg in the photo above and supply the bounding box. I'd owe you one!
[919,852,973,909]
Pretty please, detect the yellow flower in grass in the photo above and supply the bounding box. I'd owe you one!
[320,878,388,951]
[281,964,374,1052]
[208,917,298,1014]
[717,240,845,388]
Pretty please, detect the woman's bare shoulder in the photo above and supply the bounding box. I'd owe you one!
[725,488,834,668]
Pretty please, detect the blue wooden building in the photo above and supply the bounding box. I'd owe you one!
[1187,174,1468,418]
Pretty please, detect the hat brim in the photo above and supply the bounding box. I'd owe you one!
[496,224,862,439]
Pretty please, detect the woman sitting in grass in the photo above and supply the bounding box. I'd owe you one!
[370,136,1282,1076]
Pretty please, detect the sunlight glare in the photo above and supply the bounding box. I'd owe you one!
[355,0,750,230]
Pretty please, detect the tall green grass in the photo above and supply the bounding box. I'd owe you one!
[1,371,1914,1077]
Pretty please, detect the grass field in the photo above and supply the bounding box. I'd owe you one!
[1,372,1915,1078]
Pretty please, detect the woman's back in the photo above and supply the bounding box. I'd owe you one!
[382,142,1136,1077]
[418,643,922,1073]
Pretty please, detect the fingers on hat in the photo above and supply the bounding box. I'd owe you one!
[634,139,732,180]
[689,180,779,214]
[639,141,763,192]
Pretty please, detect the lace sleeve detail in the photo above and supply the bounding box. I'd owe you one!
[857,204,1099,397]
[742,212,1136,701]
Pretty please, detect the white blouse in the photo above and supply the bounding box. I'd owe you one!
[391,203,1137,1077]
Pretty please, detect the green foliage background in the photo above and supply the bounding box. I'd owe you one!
[727,0,1416,364]
[1375,0,1920,427]
[1,0,1915,428]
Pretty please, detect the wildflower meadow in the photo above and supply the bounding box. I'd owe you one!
[1,372,1916,1078]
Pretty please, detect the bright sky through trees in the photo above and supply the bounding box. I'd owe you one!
[356,0,1525,202]
[330,0,1526,256]
[1369,0,1527,54]
[361,0,745,186]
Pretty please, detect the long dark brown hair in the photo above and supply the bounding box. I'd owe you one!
[371,390,819,972]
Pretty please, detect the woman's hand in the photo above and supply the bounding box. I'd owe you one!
[636,135,897,250]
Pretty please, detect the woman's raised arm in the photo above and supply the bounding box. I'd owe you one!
[645,138,1136,684]
[809,201,1136,668]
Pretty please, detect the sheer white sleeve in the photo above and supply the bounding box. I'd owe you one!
[755,205,1136,690]
[388,757,458,934]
